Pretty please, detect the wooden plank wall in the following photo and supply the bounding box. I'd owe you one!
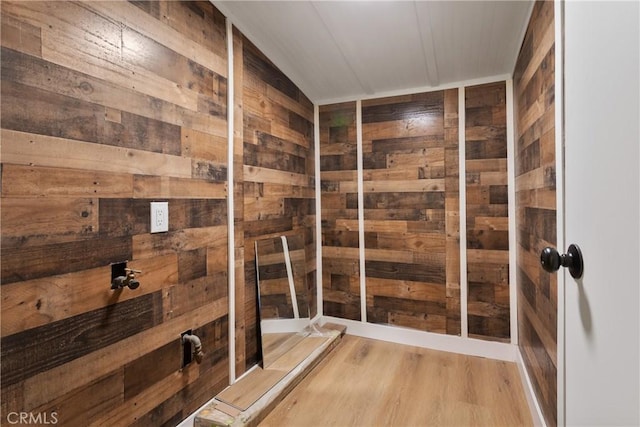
[320,86,515,338]
[514,1,557,426]
[465,82,510,341]
[239,37,316,371]
[361,91,460,334]
[319,102,361,320]
[1,1,230,425]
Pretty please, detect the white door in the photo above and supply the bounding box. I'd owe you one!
[563,1,639,425]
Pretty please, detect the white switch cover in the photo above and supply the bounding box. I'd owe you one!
[150,202,169,233]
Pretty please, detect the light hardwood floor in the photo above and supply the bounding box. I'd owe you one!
[260,335,533,427]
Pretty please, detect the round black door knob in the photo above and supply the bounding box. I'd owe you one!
[540,247,562,272]
[540,244,584,279]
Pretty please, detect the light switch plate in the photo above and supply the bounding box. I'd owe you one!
[150,202,169,233]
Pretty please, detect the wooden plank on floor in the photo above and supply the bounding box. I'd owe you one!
[261,333,306,369]
[216,369,287,411]
[212,333,333,413]
[267,336,329,372]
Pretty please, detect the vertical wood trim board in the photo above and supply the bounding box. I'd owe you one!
[465,81,511,342]
[459,86,469,339]
[232,24,247,381]
[513,1,558,426]
[226,16,237,385]
[506,78,518,346]
[314,104,323,319]
[1,2,230,425]
[356,99,367,323]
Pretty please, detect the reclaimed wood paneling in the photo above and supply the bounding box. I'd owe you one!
[0,2,229,425]
[2,292,163,387]
[240,38,316,371]
[444,90,462,335]
[514,2,557,426]
[319,102,361,320]
[465,81,510,342]
[320,91,461,334]
[360,90,460,334]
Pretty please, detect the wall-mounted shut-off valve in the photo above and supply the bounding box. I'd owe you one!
[111,268,141,290]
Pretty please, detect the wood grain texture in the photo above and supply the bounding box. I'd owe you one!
[1,292,163,387]
[319,102,361,320]
[1,254,178,337]
[261,335,532,426]
[514,2,557,426]
[320,90,463,336]
[124,316,229,427]
[444,89,461,335]
[240,37,316,372]
[465,81,511,342]
[0,2,229,425]
[361,91,459,334]
[217,336,332,411]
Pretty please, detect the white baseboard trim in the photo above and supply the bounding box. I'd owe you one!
[320,316,518,362]
[515,347,547,427]
[310,312,322,325]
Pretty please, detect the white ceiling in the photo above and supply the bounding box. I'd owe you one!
[213,1,534,104]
